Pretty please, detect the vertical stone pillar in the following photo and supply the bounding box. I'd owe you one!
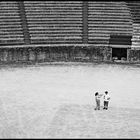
[18,1,30,45]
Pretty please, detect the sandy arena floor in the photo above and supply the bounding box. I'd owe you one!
[0,62,140,138]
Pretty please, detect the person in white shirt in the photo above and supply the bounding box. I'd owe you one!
[103,91,111,110]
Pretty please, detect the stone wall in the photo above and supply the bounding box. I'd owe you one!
[0,46,112,64]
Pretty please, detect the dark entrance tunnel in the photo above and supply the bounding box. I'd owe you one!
[112,48,127,60]
[109,35,131,61]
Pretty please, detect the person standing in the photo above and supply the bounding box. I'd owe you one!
[94,92,102,110]
[103,91,111,110]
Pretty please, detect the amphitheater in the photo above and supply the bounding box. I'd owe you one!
[1,1,140,64]
[1,1,140,139]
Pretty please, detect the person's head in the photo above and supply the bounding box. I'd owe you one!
[105,91,108,95]
[95,92,98,96]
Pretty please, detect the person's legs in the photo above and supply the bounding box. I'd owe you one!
[103,101,106,109]
[104,101,108,109]
[97,100,100,110]
[106,101,109,110]
[95,100,98,110]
